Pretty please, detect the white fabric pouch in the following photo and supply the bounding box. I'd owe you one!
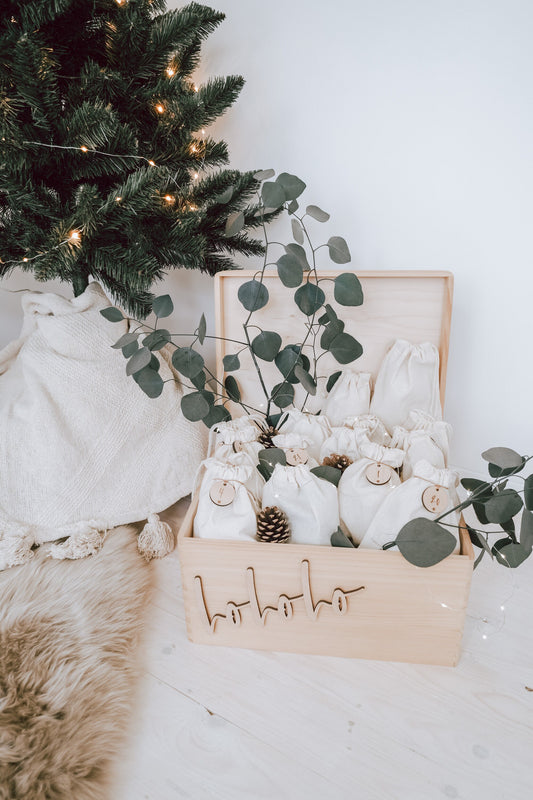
[322,371,372,426]
[391,427,446,480]
[319,426,369,464]
[271,432,318,468]
[338,441,405,544]
[278,409,331,461]
[360,459,461,553]
[403,409,452,463]
[262,464,339,545]
[210,416,262,463]
[343,414,391,446]
[370,339,442,432]
[193,458,259,541]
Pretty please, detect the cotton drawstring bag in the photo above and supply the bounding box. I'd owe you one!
[262,464,339,545]
[278,409,331,461]
[193,458,259,541]
[319,426,369,464]
[390,427,446,480]
[360,459,461,553]
[322,371,372,426]
[209,415,262,463]
[343,414,392,446]
[370,339,442,432]
[211,449,265,500]
[338,441,405,544]
[403,409,452,464]
[271,432,319,468]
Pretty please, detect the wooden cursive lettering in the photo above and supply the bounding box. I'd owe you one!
[195,561,365,634]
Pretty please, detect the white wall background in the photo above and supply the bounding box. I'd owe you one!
[1,0,531,472]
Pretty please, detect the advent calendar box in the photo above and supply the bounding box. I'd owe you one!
[178,271,474,666]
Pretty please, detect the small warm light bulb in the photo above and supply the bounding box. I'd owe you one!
[193,84,199,92]
[155,104,165,114]
[69,230,81,241]
[22,257,28,262]
[190,145,197,153]
[193,172,198,180]
[148,160,156,167]
[166,67,175,77]
[189,203,197,211]
[164,194,175,203]
[201,129,206,135]
[80,145,88,152]
[115,196,122,202]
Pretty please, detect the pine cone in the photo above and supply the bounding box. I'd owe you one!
[256,506,291,543]
[257,425,279,449]
[322,453,353,473]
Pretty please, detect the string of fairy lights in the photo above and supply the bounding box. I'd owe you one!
[1,4,207,269]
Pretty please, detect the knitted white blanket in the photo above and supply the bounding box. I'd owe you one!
[0,283,206,570]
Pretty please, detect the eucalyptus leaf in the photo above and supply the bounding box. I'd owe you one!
[467,525,493,558]
[474,550,485,569]
[331,527,355,547]
[291,218,304,244]
[201,389,215,407]
[294,282,325,316]
[202,404,231,427]
[122,339,138,358]
[306,204,330,222]
[327,236,351,264]
[324,304,338,323]
[525,475,533,511]
[271,381,294,408]
[311,465,342,487]
[460,478,492,497]
[320,319,344,350]
[484,489,523,523]
[329,332,363,364]
[143,329,171,351]
[225,210,245,237]
[287,199,299,214]
[100,307,124,322]
[258,447,287,480]
[473,501,490,526]
[126,346,151,376]
[275,346,310,383]
[251,330,282,361]
[149,354,160,371]
[238,279,269,311]
[253,168,275,181]
[276,172,306,200]
[223,353,240,372]
[191,370,206,390]
[181,392,210,422]
[216,186,233,204]
[488,460,525,478]
[519,509,533,553]
[133,365,164,398]
[395,518,457,567]
[261,181,285,209]
[334,273,364,306]
[492,538,530,568]
[277,253,303,288]
[326,371,342,392]
[193,313,205,346]
[111,332,138,349]
[482,447,523,469]
[172,346,204,378]
[224,375,241,402]
[294,364,317,395]
[152,295,174,318]
[285,243,310,270]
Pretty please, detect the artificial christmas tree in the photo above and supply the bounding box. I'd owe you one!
[0,0,268,315]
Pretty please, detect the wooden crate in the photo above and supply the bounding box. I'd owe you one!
[178,271,474,666]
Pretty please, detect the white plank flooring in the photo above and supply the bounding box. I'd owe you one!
[111,497,533,800]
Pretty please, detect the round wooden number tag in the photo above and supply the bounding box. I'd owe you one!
[422,485,450,513]
[286,447,309,466]
[232,440,244,453]
[209,480,236,507]
[365,462,393,485]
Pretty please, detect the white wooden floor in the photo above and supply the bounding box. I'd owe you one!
[111,497,533,800]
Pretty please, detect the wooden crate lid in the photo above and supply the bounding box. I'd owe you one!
[215,270,453,416]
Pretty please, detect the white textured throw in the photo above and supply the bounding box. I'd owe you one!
[0,283,206,570]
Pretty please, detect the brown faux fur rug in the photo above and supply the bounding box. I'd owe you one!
[0,526,152,800]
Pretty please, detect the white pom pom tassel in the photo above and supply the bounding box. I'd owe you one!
[49,529,104,560]
[0,527,34,571]
[138,514,175,561]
